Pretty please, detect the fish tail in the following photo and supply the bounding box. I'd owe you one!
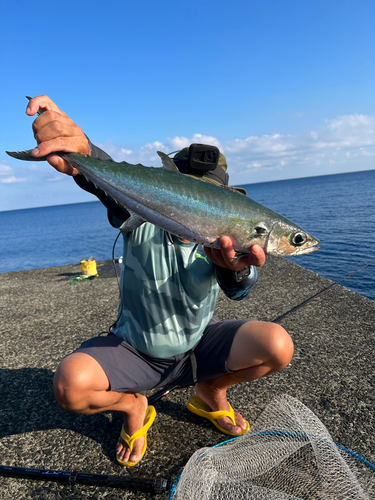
[6,149,49,162]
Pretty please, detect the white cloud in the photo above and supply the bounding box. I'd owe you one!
[0,160,66,184]
[0,161,13,176]
[91,113,375,183]
[0,176,27,184]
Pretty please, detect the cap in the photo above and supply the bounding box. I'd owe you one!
[173,147,247,196]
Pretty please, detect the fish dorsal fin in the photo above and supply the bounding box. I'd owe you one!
[219,185,247,196]
[157,151,180,173]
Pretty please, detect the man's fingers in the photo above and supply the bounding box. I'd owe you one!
[204,246,226,267]
[26,95,66,117]
[24,95,88,178]
[47,155,78,176]
[218,236,237,267]
[32,109,72,138]
[230,246,266,269]
[249,244,266,267]
[32,135,89,158]
[205,237,267,270]
[32,114,87,146]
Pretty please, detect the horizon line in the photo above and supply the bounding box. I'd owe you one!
[1,167,374,214]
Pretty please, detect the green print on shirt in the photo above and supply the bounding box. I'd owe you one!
[196,253,210,265]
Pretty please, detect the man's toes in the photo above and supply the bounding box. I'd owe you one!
[128,439,144,462]
[219,417,242,434]
[234,411,247,430]
[129,449,141,463]
[117,441,127,461]
[117,438,144,462]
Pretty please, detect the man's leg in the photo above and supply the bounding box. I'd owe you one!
[195,321,294,434]
[53,352,148,464]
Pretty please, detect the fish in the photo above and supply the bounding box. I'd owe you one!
[6,148,320,257]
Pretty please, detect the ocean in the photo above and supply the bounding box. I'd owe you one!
[1,169,374,301]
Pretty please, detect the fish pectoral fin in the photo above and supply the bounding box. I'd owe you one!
[119,211,145,232]
[6,149,48,162]
[157,151,180,173]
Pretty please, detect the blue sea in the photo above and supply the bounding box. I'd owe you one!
[1,169,375,301]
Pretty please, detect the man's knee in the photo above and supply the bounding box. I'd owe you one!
[265,322,294,370]
[230,320,294,372]
[53,353,108,412]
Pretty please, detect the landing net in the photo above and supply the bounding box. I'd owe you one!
[170,394,374,500]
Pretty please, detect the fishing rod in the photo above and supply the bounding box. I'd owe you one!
[272,258,375,323]
[0,465,171,493]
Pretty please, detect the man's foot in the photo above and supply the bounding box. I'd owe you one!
[116,394,149,464]
[194,382,248,435]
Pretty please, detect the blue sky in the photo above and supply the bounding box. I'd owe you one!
[1,0,374,211]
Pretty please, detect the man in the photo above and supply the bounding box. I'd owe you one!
[27,96,294,467]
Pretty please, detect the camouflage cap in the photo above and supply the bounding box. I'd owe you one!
[173,147,247,195]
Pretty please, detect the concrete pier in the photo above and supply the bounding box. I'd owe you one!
[0,257,374,498]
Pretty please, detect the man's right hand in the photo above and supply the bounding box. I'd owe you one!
[26,95,91,176]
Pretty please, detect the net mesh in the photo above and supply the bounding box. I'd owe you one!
[171,395,374,500]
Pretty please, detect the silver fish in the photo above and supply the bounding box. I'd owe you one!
[6,148,320,257]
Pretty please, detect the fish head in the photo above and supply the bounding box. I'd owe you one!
[265,222,320,256]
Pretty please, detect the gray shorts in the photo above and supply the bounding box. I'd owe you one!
[74,316,250,393]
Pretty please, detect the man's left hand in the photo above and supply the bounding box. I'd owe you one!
[204,236,266,270]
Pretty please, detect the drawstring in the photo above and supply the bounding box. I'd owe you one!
[188,349,198,384]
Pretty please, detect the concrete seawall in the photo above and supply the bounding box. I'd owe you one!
[0,257,374,499]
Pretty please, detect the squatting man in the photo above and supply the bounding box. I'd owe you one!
[27,95,294,466]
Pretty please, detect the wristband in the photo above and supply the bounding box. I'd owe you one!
[233,266,251,282]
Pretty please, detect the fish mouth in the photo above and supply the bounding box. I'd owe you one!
[297,245,320,255]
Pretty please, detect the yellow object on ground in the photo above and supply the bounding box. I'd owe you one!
[80,257,98,277]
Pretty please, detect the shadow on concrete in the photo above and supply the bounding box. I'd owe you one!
[0,368,193,465]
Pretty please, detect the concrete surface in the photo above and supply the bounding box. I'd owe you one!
[0,257,374,499]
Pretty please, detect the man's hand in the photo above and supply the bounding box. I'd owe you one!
[204,236,266,270]
[26,95,91,176]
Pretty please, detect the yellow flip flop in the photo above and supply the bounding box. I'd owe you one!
[116,405,156,466]
[186,395,249,436]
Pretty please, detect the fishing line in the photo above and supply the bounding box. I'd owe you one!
[272,257,375,323]
[101,230,124,335]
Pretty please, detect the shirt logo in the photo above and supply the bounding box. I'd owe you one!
[196,253,210,265]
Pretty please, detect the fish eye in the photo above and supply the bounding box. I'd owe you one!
[291,231,307,246]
